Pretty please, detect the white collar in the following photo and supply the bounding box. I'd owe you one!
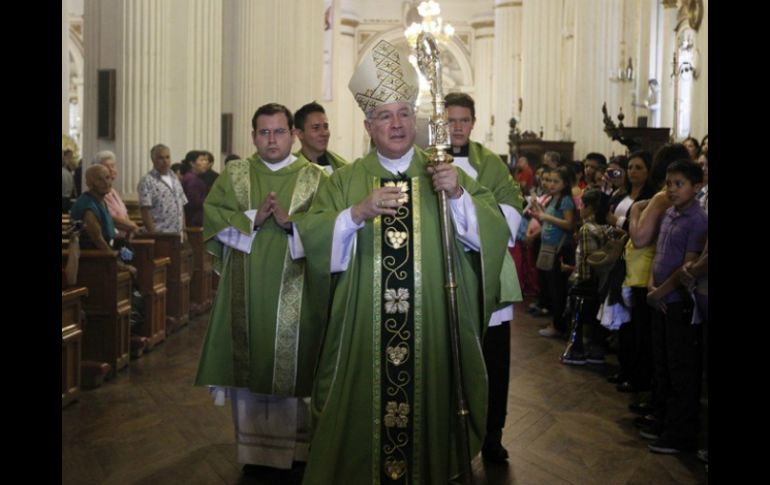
[260,154,297,172]
[376,147,414,176]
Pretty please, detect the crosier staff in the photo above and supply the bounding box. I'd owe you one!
[415,31,474,485]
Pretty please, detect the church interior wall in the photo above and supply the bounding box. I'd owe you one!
[64,0,707,198]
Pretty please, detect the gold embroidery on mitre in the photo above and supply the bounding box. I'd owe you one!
[352,40,418,114]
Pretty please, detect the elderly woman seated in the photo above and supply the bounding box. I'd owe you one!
[70,164,136,275]
[94,150,140,241]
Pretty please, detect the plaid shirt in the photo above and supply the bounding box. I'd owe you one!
[574,217,607,281]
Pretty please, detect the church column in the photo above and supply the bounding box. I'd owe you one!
[491,0,521,156]
[658,1,679,133]
[62,0,70,136]
[166,0,223,167]
[521,0,564,143]
[83,0,170,196]
[690,0,708,139]
[333,8,361,161]
[471,13,495,149]
[228,0,325,159]
[570,0,624,159]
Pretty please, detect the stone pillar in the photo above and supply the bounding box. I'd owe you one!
[471,13,495,148]
[228,0,325,159]
[62,0,70,137]
[121,0,170,195]
[690,0,708,139]
[491,0,521,155]
[569,0,625,159]
[166,0,223,168]
[334,9,361,161]
[521,0,565,144]
[659,2,679,134]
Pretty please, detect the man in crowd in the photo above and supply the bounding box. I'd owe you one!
[445,91,525,463]
[293,101,348,174]
[137,144,188,240]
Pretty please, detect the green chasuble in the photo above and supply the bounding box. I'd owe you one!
[464,141,526,312]
[195,154,328,397]
[297,148,509,485]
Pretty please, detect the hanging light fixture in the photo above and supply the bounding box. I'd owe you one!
[404,1,455,104]
[404,1,454,49]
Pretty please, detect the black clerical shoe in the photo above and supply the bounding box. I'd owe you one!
[481,430,509,463]
[482,443,510,463]
[242,464,284,477]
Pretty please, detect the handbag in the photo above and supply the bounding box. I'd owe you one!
[536,233,566,271]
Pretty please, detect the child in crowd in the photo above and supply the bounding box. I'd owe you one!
[642,159,708,455]
[527,167,554,314]
[560,189,608,365]
[530,165,576,337]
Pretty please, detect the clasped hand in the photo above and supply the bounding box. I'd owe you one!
[254,192,291,230]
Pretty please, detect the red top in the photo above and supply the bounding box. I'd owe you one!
[515,165,535,192]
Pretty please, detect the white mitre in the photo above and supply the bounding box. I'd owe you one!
[348,39,419,116]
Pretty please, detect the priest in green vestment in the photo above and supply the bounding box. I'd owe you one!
[298,40,509,485]
[445,92,525,463]
[293,101,349,174]
[195,103,328,474]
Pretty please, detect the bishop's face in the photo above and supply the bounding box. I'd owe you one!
[364,102,416,159]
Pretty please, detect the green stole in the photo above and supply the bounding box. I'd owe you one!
[373,174,420,482]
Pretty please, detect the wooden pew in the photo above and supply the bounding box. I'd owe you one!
[186,227,213,315]
[63,249,132,379]
[62,286,87,407]
[131,239,171,348]
[134,233,192,334]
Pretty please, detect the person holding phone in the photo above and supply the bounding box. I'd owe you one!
[598,155,628,226]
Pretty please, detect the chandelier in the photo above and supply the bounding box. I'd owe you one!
[404,1,454,49]
[404,1,455,107]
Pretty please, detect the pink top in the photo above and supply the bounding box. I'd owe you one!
[103,189,130,238]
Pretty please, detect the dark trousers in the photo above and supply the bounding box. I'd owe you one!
[533,239,551,311]
[651,300,702,443]
[618,287,654,391]
[483,321,511,432]
[544,264,569,333]
[564,282,601,355]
